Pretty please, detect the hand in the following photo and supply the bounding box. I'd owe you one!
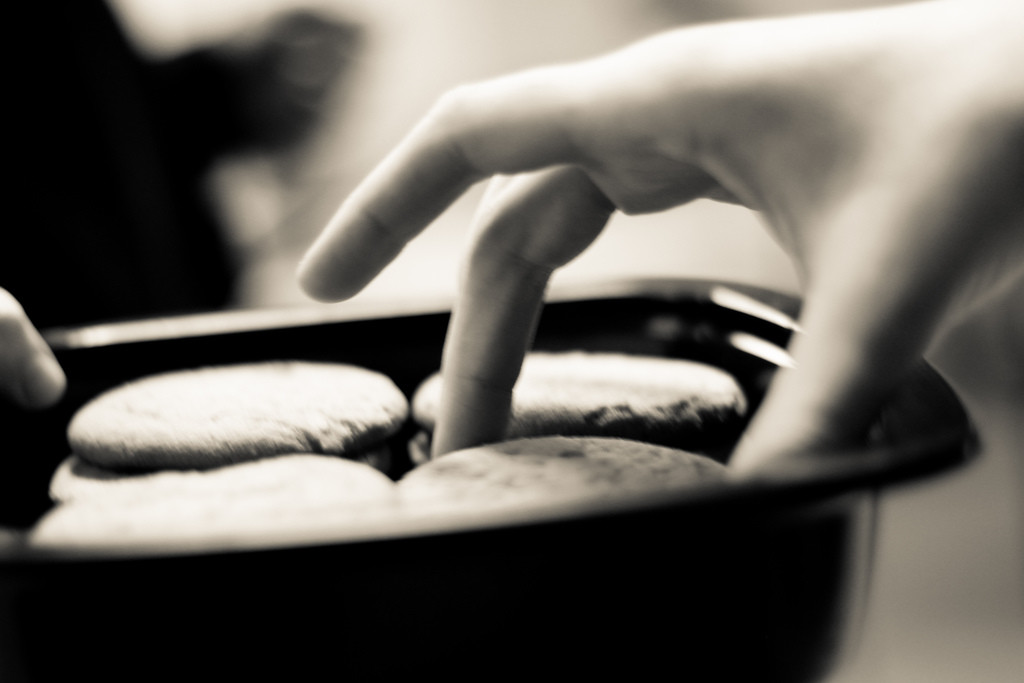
[0,288,66,409]
[298,0,1024,471]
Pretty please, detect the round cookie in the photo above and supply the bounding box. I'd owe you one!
[397,435,727,513]
[31,453,399,551]
[410,352,747,462]
[47,453,394,506]
[68,361,409,471]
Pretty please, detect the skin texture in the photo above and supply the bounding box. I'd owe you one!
[297,0,1024,472]
[0,288,65,409]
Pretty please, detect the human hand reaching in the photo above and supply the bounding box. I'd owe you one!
[299,0,1024,471]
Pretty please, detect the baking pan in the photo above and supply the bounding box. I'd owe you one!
[0,278,974,682]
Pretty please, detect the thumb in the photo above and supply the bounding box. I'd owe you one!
[0,289,66,409]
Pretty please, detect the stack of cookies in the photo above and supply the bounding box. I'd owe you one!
[30,361,408,551]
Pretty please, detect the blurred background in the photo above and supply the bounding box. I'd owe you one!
[105,0,841,312]
[14,1,1023,680]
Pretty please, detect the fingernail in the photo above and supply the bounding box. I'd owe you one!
[20,351,66,409]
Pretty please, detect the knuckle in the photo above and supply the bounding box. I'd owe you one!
[427,83,483,136]
[422,83,488,170]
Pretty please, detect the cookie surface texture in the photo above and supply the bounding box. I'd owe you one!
[398,436,727,512]
[47,453,394,505]
[411,352,746,453]
[68,361,408,470]
[31,454,399,551]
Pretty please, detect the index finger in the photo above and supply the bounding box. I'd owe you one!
[431,167,615,456]
[298,65,588,302]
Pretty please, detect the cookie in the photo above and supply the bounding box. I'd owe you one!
[397,435,727,513]
[31,453,399,551]
[47,453,392,505]
[410,351,747,462]
[67,361,409,471]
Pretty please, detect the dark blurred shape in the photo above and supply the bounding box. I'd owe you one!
[222,8,363,152]
[5,2,360,328]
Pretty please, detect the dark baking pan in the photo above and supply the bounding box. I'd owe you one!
[0,278,974,683]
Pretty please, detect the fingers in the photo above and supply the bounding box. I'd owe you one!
[730,123,1024,473]
[298,65,587,302]
[431,168,614,456]
[0,289,66,409]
